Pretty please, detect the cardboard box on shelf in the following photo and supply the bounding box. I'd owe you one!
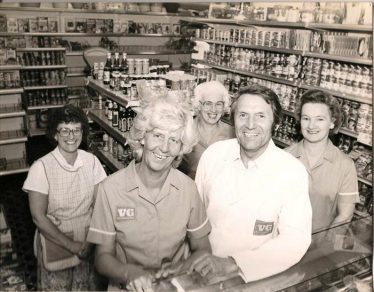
[28,18,38,33]
[48,17,58,33]
[6,18,18,33]
[17,19,29,33]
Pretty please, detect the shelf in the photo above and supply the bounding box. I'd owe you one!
[67,72,86,77]
[0,133,27,145]
[304,52,372,66]
[16,47,66,52]
[339,127,359,139]
[21,65,67,70]
[0,32,182,37]
[180,17,238,25]
[68,94,81,100]
[28,104,65,111]
[0,64,22,71]
[0,110,26,119]
[28,104,65,110]
[181,17,307,28]
[0,6,180,16]
[0,88,23,95]
[338,128,372,147]
[272,137,293,148]
[65,51,85,56]
[192,38,304,55]
[126,50,195,55]
[28,128,46,137]
[66,49,193,56]
[87,79,140,108]
[196,61,299,87]
[0,158,29,177]
[91,145,124,173]
[307,23,372,32]
[88,109,128,145]
[299,84,372,105]
[24,85,67,91]
[358,177,372,187]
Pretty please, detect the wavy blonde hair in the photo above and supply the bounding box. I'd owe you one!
[127,97,197,168]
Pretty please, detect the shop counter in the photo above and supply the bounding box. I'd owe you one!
[153,216,372,291]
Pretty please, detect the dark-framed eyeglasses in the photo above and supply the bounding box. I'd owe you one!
[200,101,225,111]
[57,128,83,137]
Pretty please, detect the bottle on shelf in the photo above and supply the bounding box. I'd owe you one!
[103,133,109,152]
[113,52,120,75]
[107,100,113,121]
[112,102,119,127]
[103,53,112,87]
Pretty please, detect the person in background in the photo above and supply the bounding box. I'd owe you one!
[286,89,359,232]
[192,84,312,283]
[179,80,235,178]
[87,98,211,292]
[23,105,107,290]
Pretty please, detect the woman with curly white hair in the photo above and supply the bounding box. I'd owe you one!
[180,80,235,178]
[87,97,212,291]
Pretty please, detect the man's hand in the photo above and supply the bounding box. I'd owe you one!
[154,261,183,280]
[188,253,238,277]
[125,265,154,292]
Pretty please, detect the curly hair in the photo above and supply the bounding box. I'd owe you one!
[296,89,342,135]
[127,98,197,168]
[230,84,283,129]
[193,80,231,113]
[46,104,89,147]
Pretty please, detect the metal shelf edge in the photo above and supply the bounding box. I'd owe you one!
[0,110,26,118]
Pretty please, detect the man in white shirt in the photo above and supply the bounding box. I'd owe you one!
[192,84,312,283]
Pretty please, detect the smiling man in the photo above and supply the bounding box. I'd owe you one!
[193,84,312,283]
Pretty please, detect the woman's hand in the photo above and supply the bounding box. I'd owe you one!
[125,265,154,292]
[77,242,94,260]
[68,240,84,255]
[153,261,183,280]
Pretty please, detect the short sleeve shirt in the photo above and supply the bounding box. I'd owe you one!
[87,160,211,269]
[286,139,359,232]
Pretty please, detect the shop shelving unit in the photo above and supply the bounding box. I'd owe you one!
[0,65,28,175]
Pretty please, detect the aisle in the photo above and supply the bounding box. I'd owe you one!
[0,174,37,291]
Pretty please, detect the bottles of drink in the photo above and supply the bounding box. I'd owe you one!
[113,52,120,74]
[118,106,125,132]
[107,100,113,121]
[121,52,128,74]
[112,101,119,127]
[103,53,112,87]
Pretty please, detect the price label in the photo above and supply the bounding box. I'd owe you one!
[357,132,372,146]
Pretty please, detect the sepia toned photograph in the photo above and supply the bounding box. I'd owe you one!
[0,1,372,291]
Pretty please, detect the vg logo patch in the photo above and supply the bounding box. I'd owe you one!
[116,207,135,220]
[253,220,274,235]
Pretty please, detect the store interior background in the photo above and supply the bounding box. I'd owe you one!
[0,2,372,291]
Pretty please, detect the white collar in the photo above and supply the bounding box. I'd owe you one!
[230,139,276,170]
[51,147,83,171]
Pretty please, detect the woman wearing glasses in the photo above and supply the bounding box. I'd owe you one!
[180,81,235,178]
[23,105,107,290]
[87,98,211,291]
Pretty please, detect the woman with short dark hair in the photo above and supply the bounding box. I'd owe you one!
[23,104,107,290]
[286,89,359,232]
